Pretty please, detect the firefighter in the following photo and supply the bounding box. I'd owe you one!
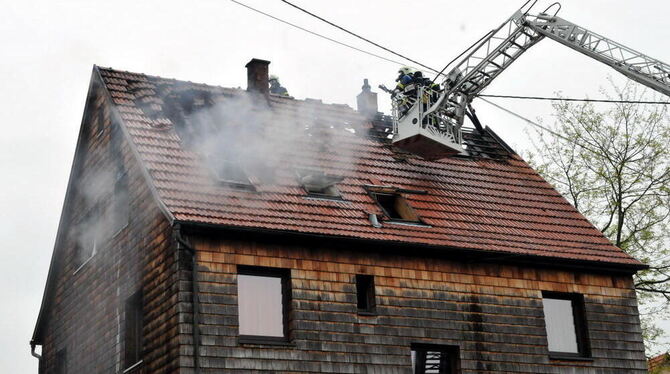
[412,70,442,129]
[269,75,289,96]
[393,67,417,117]
[394,66,415,96]
[413,71,441,103]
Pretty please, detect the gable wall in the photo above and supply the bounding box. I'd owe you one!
[38,83,180,374]
[184,234,647,373]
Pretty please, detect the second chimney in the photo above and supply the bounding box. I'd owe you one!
[356,78,378,119]
[245,58,271,97]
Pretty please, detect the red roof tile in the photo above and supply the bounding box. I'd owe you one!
[97,66,643,268]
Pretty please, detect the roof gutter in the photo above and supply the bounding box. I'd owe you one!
[30,341,41,361]
[176,220,648,275]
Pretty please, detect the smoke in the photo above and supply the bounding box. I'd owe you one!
[73,152,128,267]
[66,126,133,366]
[166,86,362,188]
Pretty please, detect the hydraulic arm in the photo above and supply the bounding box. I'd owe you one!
[392,1,670,159]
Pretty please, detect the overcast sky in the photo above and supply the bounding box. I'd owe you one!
[1,0,669,371]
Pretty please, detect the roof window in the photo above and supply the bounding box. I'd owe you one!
[211,158,255,190]
[370,192,419,223]
[365,184,426,224]
[297,169,343,199]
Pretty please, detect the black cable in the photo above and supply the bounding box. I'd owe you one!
[478,97,601,155]
[479,94,669,105]
[429,1,537,87]
[429,29,495,87]
[229,0,410,67]
[279,0,440,74]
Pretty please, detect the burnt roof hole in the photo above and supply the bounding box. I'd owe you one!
[164,89,218,146]
[128,82,171,126]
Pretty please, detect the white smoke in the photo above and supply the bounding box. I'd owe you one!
[176,90,363,187]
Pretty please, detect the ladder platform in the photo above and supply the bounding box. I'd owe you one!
[392,115,464,160]
[393,131,463,160]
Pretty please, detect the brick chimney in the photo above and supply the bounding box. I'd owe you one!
[356,78,378,119]
[245,58,271,96]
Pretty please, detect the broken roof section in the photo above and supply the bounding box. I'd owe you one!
[97,65,643,269]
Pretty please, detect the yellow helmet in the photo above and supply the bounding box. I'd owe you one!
[269,74,279,82]
[398,66,414,75]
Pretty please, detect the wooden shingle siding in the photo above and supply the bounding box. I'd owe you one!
[186,236,647,373]
[39,85,180,374]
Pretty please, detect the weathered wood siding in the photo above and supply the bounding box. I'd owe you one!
[39,83,180,374]
[186,235,647,373]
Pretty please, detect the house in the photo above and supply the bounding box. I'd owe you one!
[650,353,670,373]
[31,58,649,373]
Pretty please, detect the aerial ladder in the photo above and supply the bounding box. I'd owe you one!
[391,1,670,160]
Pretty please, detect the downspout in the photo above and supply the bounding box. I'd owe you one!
[30,341,42,373]
[30,341,42,360]
[175,225,201,373]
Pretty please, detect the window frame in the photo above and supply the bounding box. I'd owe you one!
[370,192,421,223]
[237,266,292,344]
[209,158,256,191]
[302,183,342,200]
[95,107,106,138]
[355,274,376,315]
[111,170,130,236]
[410,343,460,374]
[124,290,144,369]
[72,204,104,273]
[541,291,591,360]
[296,169,344,200]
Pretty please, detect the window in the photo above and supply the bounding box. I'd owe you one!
[237,266,291,343]
[411,343,459,374]
[296,169,343,199]
[95,108,105,138]
[541,292,590,358]
[74,205,105,269]
[372,192,420,222]
[55,348,66,374]
[124,291,144,368]
[110,172,130,235]
[355,274,376,314]
[210,158,255,190]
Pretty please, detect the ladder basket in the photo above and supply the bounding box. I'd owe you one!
[392,87,464,160]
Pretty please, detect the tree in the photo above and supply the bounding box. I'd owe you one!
[526,81,670,352]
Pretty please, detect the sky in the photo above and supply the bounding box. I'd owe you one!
[1,0,669,372]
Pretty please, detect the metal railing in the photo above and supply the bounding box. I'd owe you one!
[392,86,463,147]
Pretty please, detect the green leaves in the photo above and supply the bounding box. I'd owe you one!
[527,81,670,355]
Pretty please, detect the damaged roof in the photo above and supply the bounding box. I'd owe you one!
[97,66,643,269]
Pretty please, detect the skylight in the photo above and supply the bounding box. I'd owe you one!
[371,192,420,222]
[211,158,255,190]
[297,169,343,199]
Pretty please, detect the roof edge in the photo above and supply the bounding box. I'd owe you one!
[177,220,648,275]
[484,125,517,155]
[32,66,101,345]
[32,65,178,345]
[93,66,175,224]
